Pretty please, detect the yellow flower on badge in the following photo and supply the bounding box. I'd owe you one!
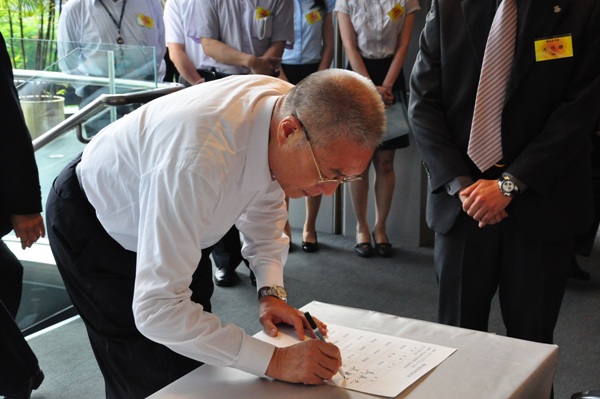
[137,14,154,29]
[388,4,405,21]
[305,10,322,25]
[256,7,272,20]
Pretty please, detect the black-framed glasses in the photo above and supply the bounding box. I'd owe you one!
[293,113,363,184]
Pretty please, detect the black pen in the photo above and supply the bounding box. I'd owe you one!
[304,312,346,379]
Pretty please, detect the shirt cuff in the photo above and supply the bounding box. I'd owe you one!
[233,335,276,376]
[445,175,474,196]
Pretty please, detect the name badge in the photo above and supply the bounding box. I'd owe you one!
[305,10,322,25]
[137,14,154,29]
[256,7,272,20]
[534,35,574,62]
[388,4,405,22]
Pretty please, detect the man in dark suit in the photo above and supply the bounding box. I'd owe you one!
[409,0,600,346]
[0,31,46,399]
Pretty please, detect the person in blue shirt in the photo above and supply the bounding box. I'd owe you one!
[280,0,335,252]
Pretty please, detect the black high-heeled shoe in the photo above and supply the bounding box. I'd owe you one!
[372,232,392,257]
[354,242,372,258]
[302,231,319,253]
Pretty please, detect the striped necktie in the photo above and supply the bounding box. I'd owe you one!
[467,0,518,172]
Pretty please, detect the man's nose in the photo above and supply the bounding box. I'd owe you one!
[318,182,339,196]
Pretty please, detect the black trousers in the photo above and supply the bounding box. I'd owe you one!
[435,211,573,344]
[46,156,210,399]
[0,241,40,395]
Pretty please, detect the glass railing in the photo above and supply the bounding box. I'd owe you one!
[4,38,178,334]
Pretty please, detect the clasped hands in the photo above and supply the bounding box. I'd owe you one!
[459,179,512,228]
[376,85,394,109]
[248,55,281,77]
[259,296,342,385]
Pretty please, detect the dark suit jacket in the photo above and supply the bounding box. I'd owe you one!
[0,32,42,237]
[409,0,600,241]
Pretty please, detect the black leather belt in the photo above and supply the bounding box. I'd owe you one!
[196,68,232,81]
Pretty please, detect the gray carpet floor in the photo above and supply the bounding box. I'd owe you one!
[26,229,599,398]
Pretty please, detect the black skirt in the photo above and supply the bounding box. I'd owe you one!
[348,57,409,150]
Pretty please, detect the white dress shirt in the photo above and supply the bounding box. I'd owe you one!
[163,0,205,67]
[77,75,293,376]
[335,0,420,59]
[193,0,294,75]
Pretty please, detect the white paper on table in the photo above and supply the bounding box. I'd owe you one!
[254,324,456,398]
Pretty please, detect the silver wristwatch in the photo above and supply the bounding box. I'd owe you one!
[257,285,287,302]
[498,174,519,197]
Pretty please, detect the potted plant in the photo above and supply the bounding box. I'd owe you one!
[1,0,65,138]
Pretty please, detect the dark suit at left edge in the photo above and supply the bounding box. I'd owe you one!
[0,31,44,395]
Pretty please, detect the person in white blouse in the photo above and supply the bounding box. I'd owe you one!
[279,0,336,252]
[163,0,206,86]
[46,69,386,398]
[336,0,419,258]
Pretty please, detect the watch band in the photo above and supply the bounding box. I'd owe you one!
[257,285,287,302]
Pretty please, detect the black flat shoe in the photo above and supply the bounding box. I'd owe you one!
[373,232,392,258]
[354,242,372,258]
[302,232,319,253]
[569,258,591,281]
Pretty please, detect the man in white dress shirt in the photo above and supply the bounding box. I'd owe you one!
[46,69,386,398]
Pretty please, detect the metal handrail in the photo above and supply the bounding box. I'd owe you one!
[31,83,184,151]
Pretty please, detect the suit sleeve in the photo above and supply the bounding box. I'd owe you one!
[0,32,43,235]
[408,0,472,194]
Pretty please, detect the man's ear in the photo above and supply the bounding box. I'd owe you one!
[277,116,299,145]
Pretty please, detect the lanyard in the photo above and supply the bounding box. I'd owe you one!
[98,0,128,44]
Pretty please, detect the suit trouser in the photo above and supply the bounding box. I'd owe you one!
[435,211,573,345]
[0,241,40,394]
[45,157,208,399]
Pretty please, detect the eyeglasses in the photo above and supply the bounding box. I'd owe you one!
[293,113,363,184]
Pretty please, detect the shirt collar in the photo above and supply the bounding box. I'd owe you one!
[242,95,279,192]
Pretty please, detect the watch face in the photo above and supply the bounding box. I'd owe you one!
[273,286,287,299]
[502,180,514,192]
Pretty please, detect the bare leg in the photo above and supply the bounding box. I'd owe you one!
[372,149,396,245]
[349,162,372,246]
[303,195,322,244]
[284,196,291,242]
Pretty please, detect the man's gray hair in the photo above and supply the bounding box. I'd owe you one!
[280,69,386,150]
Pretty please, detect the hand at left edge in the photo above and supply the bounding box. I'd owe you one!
[11,213,45,249]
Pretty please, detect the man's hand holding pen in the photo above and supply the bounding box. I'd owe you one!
[260,298,344,385]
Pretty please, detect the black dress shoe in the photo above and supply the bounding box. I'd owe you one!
[214,267,237,287]
[354,242,372,258]
[569,258,591,281]
[373,232,392,258]
[3,368,44,399]
[302,232,319,253]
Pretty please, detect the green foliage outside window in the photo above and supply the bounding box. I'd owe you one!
[0,0,62,70]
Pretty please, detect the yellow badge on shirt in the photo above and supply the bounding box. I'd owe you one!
[305,10,322,25]
[534,35,574,62]
[137,14,154,29]
[388,4,405,22]
[256,7,272,20]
